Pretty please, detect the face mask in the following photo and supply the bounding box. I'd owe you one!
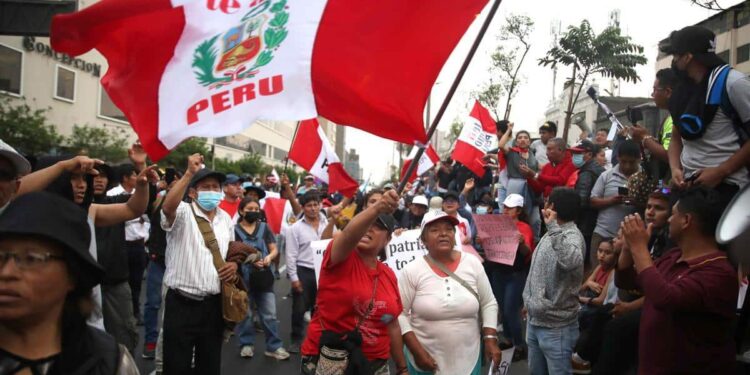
[244,211,262,223]
[476,206,489,215]
[196,191,222,211]
[572,154,586,168]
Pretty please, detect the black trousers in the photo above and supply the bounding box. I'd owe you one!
[593,308,641,375]
[163,290,223,375]
[291,266,317,342]
[125,241,147,317]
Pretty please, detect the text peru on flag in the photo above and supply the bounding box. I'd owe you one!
[50,0,489,161]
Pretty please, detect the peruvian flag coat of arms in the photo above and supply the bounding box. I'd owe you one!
[51,0,489,161]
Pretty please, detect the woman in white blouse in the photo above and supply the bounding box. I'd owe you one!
[399,210,501,374]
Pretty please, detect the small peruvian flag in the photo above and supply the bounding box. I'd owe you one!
[288,119,358,197]
[451,101,497,176]
[400,144,440,183]
[50,0,488,161]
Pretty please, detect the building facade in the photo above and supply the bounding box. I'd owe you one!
[0,33,336,166]
[655,3,750,74]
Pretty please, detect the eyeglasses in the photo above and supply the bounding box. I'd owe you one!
[0,251,65,270]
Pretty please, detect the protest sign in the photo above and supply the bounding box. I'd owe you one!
[488,347,515,375]
[473,214,518,266]
[311,229,426,281]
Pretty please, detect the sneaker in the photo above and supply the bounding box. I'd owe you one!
[303,311,311,323]
[265,347,291,360]
[572,355,591,374]
[142,342,156,359]
[240,345,254,358]
[288,342,301,354]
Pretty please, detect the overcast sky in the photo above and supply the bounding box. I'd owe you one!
[346,0,741,183]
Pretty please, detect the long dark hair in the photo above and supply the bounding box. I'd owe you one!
[36,155,95,211]
[237,196,262,224]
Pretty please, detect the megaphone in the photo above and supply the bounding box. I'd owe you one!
[716,184,750,265]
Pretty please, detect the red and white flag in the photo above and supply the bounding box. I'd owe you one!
[451,101,497,176]
[50,0,488,161]
[262,197,288,235]
[288,119,358,197]
[400,144,440,183]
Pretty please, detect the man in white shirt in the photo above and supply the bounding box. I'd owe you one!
[160,154,238,375]
[594,129,614,170]
[530,121,557,168]
[286,190,327,352]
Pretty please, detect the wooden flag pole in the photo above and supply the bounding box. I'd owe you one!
[396,0,504,194]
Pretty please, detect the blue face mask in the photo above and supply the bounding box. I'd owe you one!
[572,154,585,168]
[476,206,489,215]
[196,191,222,211]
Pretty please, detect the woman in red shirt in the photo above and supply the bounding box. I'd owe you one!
[301,190,408,375]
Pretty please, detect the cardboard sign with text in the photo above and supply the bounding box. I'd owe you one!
[473,214,519,266]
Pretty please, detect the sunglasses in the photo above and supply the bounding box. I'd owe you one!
[0,169,17,182]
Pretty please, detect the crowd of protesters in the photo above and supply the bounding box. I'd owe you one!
[0,24,749,375]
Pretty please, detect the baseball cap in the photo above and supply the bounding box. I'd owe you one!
[441,191,460,202]
[411,195,428,207]
[539,121,558,134]
[190,168,226,187]
[383,183,395,191]
[304,174,314,181]
[0,139,31,177]
[659,26,725,67]
[225,174,241,184]
[374,214,396,234]
[0,192,104,289]
[570,139,597,154]
[419,210,460,237]
[503,194,525,208]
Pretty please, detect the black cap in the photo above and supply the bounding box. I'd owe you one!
[442,191,460,201]
[375,214,396,234]
[539,121,558,133]
[660,26,725,67]
[570,139,598,154]
[243,185,266,199]
[94,163,116,183]
[190,168,226,187]
[0,192,104,289]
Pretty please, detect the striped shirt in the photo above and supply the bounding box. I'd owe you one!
[285,212,327,282]
[160,201,234,296]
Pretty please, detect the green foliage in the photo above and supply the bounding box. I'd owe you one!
[538,20,647,141]
[214,153,266,176]
[477,14,534,120]
[0,97,63,157]
[65,125,129,162]
[448,117,463,144]
[158,137,211,169]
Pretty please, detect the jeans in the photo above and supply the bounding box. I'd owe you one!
[236,265,283,351]
[144,260,165,345]
[527,321,579,375]
[487,268,527,348]
[292,266,317,342]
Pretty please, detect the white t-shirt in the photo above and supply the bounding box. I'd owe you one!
[530,139,549,167]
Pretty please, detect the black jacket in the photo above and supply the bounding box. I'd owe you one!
[574,160,605,237]
[93,195,130,285]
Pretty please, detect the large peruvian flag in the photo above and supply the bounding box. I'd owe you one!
[400,144,440,183]
[288,119,358,197]
[451,101,497,176]
[50,0,488,161]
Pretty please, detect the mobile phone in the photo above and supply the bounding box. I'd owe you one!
[618,187,629,196]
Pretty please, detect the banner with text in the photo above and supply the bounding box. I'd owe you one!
[473,214,519,266]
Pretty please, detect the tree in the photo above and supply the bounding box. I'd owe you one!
[0,97,63,157]
[476,14,534,120]
[65,124,129,162]
[539,20,646,142]
[158,137,212,169]
[687,0,727,10]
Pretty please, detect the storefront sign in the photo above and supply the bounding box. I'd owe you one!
[23,36,101,77]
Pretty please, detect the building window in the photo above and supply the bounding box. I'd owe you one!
[248,139,267,155]
[98,86,128,123]
[54,65,76,102]
[736,7,750,28]
[718,50,730,64]
[0,44,23,96]
[737,44,750,64]
[273,147,288,161]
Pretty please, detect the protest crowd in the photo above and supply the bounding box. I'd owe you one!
[2,22,750,375]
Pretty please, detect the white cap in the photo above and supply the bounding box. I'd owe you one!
[0,139,31,176]
[411,195,428,207]
[419,210,460,238]
[503,194,525,208]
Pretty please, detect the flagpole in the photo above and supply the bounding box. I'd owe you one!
[283,121,301,175]
[396,0,504,194]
